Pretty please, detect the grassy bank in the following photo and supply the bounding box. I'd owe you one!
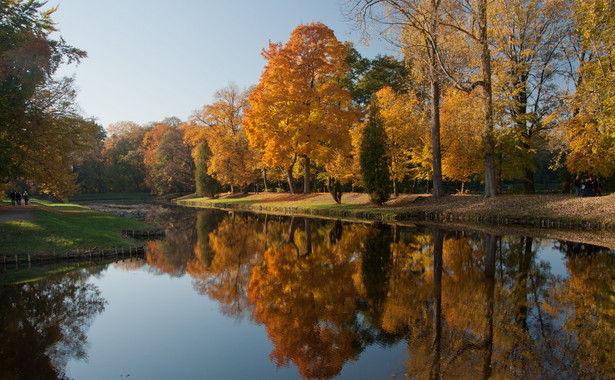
[177,192,615,230]
[0,198,156,256]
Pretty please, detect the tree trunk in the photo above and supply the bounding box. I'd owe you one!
[428,1,445,199]
[393,179,398,197]
[562,171,571,194]
[285,169,297,195]
[303,156,311,194]
[480,0,497,198]
[263,168,268,192]
[482,233,497,379]
[523,168,535,194]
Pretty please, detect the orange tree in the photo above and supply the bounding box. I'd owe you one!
[244,22,356,194]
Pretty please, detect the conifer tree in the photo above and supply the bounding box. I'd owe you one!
[360,103,391,205]
[195,141,219,198]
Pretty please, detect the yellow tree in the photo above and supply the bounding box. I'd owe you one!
[375,86,425,196]
[244,22,356,194]
[183,84,260,193]
[440,89,484,192]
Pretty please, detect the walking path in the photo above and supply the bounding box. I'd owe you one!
[0,205,37,222]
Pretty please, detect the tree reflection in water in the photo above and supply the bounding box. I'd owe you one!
[0,270,106,380]
[143,209,615,379]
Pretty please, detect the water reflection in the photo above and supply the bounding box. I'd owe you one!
[141,210,615,379]
[0,269,106,379]
[3,209,614,379]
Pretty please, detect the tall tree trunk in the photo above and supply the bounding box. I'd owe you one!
[393,179,398,197]
[480,0,497,198]
[303,156,311,194]
[428,1,445,198]
[285,169,297,195]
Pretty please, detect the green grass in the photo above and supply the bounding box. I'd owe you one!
[0,198,156,256]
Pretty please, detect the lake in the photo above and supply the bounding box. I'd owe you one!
[1,208,614,379]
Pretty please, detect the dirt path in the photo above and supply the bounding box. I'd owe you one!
[0,205,37,221]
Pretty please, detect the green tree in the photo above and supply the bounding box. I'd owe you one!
[360,103,391,204]
[195,141,220,198]
[0,1,90,195]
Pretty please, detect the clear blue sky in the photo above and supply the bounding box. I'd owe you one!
[50,0,391,129]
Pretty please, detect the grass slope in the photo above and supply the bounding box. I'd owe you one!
[0,198,155,255]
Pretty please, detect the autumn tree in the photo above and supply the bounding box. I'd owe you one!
[244,22,356,194]
[491,0,568,193]
[346,0,447,197]
[374,86,425,196]
[0,1,97,197]
[184,84,259,193]
[143,121,195,195]
[440,88,483,191]
[551,0,615,178]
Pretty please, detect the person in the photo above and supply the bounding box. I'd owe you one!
[22,191,29,205]
[15,190,22,205]
[595,177,602,196]
[573,175,581,196]
[10,190,15,205]
[582,177,592,197]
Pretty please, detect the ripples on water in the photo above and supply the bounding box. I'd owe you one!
[1,209,614,379]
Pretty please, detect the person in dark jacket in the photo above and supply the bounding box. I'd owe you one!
[22,191,29,205]
[10,190,15,205]
[574,175,581,196]
[15,191,21,205]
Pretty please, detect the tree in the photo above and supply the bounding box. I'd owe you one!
[184,84,259,193]
[374,86,425,196]
[194,141,220,197]
[143,122,195,195]
[491,0,568,193]
[0,1,91,196]
[347,0,447,197]
[101,121,148,192]
[360,102,391,204]
[440,88,483,191]
[244,22,356,194]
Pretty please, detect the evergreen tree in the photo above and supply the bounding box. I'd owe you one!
[195,141,220,198]
[360,103,391,205]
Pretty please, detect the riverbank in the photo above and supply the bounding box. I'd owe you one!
[176,192,615,230]
[0,198,158,257]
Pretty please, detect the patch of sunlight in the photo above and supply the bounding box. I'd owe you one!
[2,220,43,231]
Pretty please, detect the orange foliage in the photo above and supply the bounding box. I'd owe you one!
[244,22,356,173]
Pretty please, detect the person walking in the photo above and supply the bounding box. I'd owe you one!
[595,177,602,196]
[10,190,15,205]
[574,175,581,196]
[22,191,29,205]
[15,190,22,205]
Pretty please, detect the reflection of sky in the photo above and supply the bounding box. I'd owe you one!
[536,242,569,279]
[65,264,406,379]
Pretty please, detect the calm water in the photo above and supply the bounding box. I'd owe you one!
[1,209,614,379]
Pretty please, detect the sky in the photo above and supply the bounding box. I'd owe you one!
[49,0,392,129]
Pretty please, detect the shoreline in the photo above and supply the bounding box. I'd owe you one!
[175,192,615,231]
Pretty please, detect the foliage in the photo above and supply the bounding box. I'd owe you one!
[360,103,391,204]
[101,121,149,192]
[184,84,260,193]
[143,122,195,195]
[195,141,220,197]
[244,22,356,194]
[0,1,97,197]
